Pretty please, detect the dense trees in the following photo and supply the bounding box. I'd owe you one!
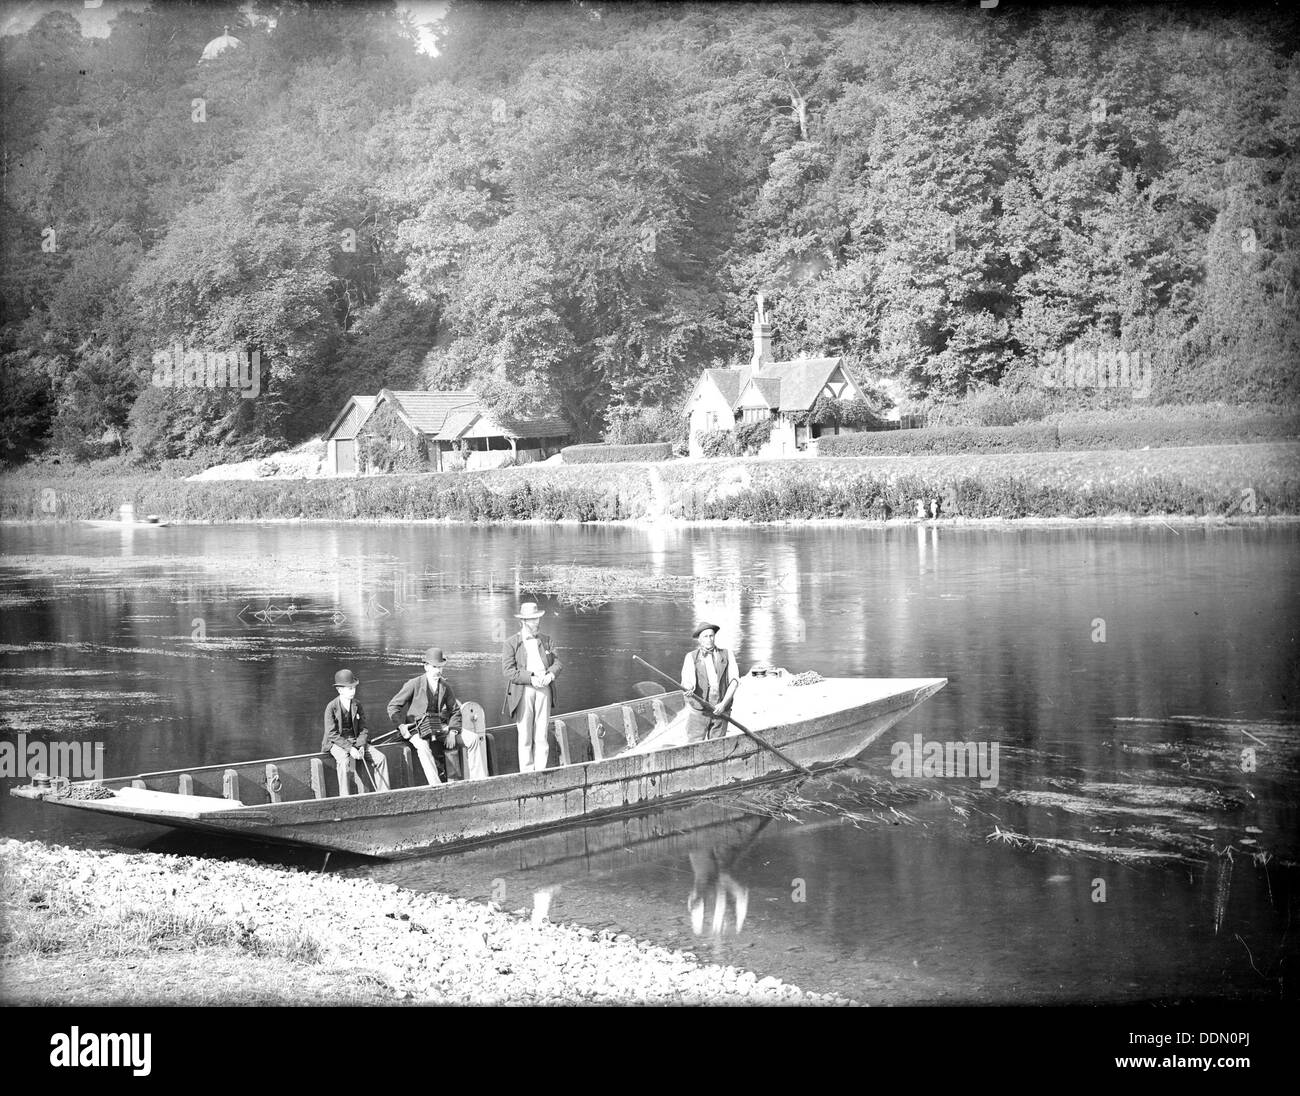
[1,1,1295,466]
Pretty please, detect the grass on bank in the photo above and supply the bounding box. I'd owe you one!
[1,864,321,962]
[3,443,1298,522]
[0,862,401,1005]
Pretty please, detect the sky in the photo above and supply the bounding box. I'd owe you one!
[0,0,450,54]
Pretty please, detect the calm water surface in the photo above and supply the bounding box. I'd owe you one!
[1,521,1296,1003]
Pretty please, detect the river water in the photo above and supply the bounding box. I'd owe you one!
[1,521,1296,1003]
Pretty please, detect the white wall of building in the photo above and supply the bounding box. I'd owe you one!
[686,379,739,457]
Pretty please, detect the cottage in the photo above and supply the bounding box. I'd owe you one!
[684,296,871,458]
[324,389,570,475]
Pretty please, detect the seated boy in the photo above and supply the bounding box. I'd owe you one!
[322,669,390,796]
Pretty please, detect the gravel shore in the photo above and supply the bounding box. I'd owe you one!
[0,839,851,1005]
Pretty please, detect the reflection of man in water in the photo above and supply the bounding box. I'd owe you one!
[688,848,749,937]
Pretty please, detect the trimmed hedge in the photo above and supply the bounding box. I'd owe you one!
[818,416,1300,456]
[1057,416,1300,451]
[819,424,1060,456]
[561,442,673,464]
[672,473,1300,522]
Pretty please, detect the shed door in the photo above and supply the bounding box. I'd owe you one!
[336,439,356,474]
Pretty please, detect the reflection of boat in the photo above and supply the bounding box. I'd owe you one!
[82,519,170,528]
[11,676,945,858]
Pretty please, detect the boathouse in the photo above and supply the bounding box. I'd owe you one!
[324,389,570,475]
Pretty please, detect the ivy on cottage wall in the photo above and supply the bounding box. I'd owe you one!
[806,395,890,430]
[356,402,430,474]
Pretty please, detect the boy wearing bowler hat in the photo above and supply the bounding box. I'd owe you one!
[322,669,391,795]
[502,602,564,772]
[680,623,739,742]
[387,647,487,784]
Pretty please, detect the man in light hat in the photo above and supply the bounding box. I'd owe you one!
[680,623,739,742]
[502,602,564,772]
[322,669,391,796]
[387,647,487,784]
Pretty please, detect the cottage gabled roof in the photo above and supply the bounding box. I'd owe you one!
[754,357,846,412]
[438,409,570,441]
[685,366,752,411]
[325,395,377,441]
[437,410,479,440]
[740,376,782,408]
[381,389,479,435]
[493,414,571,439]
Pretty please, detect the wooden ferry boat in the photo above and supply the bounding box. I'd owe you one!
[10,674,945,859]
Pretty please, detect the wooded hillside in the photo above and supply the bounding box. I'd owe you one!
[1,0,1296,465]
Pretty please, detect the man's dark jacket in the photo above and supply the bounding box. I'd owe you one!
[387,675,464,738]
[501,631,563,717]
[322,697,369,752]
[387,674,466,781]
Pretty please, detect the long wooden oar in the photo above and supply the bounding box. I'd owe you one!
[632,655,811,776]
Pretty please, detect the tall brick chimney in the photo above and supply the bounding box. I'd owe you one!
[751,294,773,370]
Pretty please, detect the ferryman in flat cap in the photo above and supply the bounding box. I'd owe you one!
[680,622,739,742]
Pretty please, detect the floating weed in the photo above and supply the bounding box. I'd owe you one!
[723,774,980,829]
[983,827,1184,864]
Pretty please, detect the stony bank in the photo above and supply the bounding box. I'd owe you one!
[0,839,850,1006]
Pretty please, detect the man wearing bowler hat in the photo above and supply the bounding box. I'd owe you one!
[387,647,487,784]
[680,622,739,743]
[502,602,564,772]
[322,669,391,795]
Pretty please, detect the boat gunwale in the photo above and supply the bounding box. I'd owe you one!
[113,689,696,784]
[39,679,947,827]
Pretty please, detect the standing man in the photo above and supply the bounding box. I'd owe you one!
[502,601,564,772]
[387,647,488,784]
[680,622,739,743]
[322,669,391,796]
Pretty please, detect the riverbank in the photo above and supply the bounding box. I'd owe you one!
[0,839,849,1006]
[2,442,1297,523]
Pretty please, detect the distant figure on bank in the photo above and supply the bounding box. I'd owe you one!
[930,497,939,519]
[388,647,487,784]
[322,669,390,796]
[502,602,563,772]
[680,622,739,743]
[915,499,926,519]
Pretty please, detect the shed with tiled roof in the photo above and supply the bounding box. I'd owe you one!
[326,389,570,475]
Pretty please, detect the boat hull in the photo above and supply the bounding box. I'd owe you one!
[13,678,945,858]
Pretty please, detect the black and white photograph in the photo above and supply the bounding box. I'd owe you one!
[0,0,1295,1068]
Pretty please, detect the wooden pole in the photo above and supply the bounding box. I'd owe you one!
[632,655,811,775]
